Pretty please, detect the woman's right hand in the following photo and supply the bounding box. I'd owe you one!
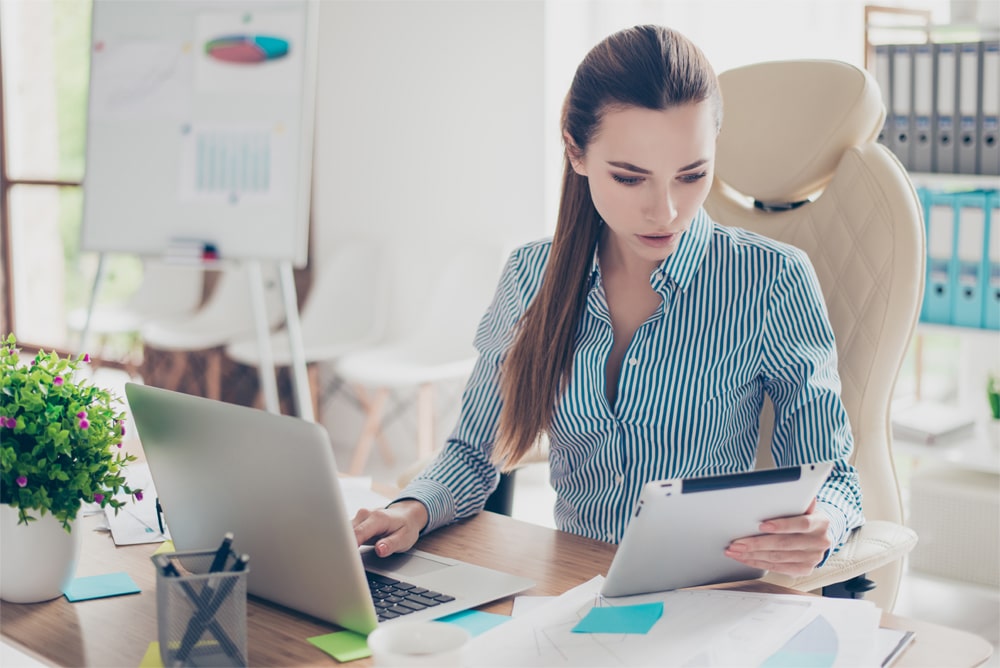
[352,500,429,557]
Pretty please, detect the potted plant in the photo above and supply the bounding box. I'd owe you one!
[0,333,142,602]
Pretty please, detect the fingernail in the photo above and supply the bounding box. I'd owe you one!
[376,541,389,556]
[759,522,776,532]
[728,543,747,553]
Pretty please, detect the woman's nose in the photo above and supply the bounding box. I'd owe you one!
[646,185,678,224]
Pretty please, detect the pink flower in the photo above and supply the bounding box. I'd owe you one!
[120,423,126,436]
[135,491,144,502]
[116,442,122,448]
[78,419,90,430]
[94,493,105,504]
[53,376,64,386]
[83,353,91,363]
[76,411,86,419]
[2,417,14,429]
[15,476,27,487]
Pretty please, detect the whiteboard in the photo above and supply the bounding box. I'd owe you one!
[82,0,318,266]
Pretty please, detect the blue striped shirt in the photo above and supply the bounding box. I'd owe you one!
[401,209,864,555]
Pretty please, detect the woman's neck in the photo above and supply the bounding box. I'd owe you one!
[598,229,661,285]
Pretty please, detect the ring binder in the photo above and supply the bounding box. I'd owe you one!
[957,42,981,174]
[933,43,958,173]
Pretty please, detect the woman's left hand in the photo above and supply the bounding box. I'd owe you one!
[724,499,831,577]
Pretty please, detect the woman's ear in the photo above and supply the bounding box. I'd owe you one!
[563,131,587,176]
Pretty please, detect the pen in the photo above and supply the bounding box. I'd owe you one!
[209,532,234,574]
[155,498,164,535]
[154,554,180,578]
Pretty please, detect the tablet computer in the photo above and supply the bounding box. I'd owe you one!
[601,461,834,598]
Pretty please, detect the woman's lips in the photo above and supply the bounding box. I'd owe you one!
[637,233,678,248]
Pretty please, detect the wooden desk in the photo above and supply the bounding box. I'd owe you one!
[1,512,993,667]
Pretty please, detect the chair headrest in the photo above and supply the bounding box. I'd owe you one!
[714,60,885,206]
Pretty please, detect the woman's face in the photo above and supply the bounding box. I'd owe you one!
[567,102,717,273]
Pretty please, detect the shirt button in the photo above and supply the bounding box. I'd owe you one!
[628,358,638,366]
[615,474,624,485]
[607,532,615,541]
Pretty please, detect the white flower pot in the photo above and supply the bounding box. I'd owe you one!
[0,504,82,603]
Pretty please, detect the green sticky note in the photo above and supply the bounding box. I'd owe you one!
[436,609,510,636]
[571,601,663,634]
[307,630,371,662]
[63,572,140,602]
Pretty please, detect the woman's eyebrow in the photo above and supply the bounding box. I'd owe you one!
[607,158,709,175]
[607,160,652,174]
[678,158,709,171]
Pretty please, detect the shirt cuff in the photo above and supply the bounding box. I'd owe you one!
[814,500,851,567]
[393,478,457,535]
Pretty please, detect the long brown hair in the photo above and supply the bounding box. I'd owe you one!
[493,25,722,470]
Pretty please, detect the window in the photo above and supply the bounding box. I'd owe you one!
[1,0,139,357]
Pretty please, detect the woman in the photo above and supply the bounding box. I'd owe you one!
[353,25,863,578]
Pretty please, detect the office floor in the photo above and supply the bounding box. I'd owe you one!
[102,368,998,664]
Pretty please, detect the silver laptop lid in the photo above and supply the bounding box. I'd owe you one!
[126,382,378,631]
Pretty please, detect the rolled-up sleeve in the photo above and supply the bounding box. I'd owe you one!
[396,248,529,534]
[759,250,865,558]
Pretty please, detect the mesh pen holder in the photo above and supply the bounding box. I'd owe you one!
[154,550,249,667]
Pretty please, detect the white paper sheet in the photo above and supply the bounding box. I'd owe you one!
[339,476,391,520]
[465,576,822,667]
[104,462,170,545]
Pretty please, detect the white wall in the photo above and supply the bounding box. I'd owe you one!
[312,0,546,340]
[311,0,545,459]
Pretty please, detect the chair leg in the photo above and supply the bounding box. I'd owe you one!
[349,386,390,475]
[416,383,436,461]
[205,349,222,400]
[308,364,321,421]
[162,351,188,391]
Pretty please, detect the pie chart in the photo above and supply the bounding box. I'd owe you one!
[205,35,289,64]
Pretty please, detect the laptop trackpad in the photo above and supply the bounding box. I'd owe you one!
[362,549,452,578]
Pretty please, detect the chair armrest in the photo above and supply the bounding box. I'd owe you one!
[761,520,918,592]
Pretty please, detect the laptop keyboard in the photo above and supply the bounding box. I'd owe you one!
[366,572,457,622]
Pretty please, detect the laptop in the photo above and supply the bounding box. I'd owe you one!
[601,461,834,597]
[125,382,534,634]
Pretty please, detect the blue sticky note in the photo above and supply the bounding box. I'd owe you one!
[63,572,141,601]
[571,602,663,634]
[436,609,510,637]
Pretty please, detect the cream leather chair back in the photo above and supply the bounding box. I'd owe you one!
[704,60,923,611]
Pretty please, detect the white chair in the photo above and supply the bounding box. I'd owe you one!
[704,59,924,611]
[140,263,285,400]
[334,240,507,476]
[224,239,388,419]
[68,258,204,369]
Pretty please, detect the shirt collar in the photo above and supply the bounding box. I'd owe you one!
[588,208,712,294]
[654,208,711,293]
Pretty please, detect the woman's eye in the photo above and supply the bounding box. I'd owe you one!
[679,171,708,184]
[611,174,643,185]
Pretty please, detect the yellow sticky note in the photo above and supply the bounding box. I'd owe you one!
[153,540,175,555]
[139,642,163,667]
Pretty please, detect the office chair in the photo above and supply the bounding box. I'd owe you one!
[703,59,924,612]
[224,239,388,419]
[333,240,507,476]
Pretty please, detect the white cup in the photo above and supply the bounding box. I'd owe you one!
[367,621,470,667]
